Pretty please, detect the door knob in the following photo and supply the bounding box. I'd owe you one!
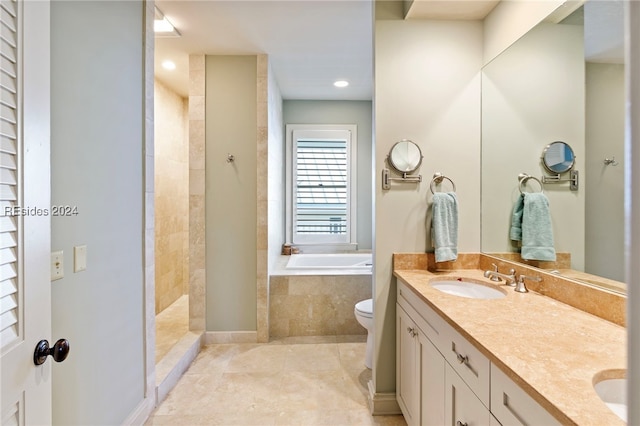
[33,339,70,365]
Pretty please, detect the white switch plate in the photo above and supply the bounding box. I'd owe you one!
[51,250,64,281]
[74,245,87,272]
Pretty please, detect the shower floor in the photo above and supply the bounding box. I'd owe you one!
[156,295,189,363]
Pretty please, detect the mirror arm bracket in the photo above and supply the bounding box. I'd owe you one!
[382,168,422,190]
[541,170,579,191]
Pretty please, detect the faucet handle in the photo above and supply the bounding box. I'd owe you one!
[515,274,541,293]
[488,264,502,282]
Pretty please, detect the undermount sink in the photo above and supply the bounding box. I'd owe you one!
[430,279,506,300]
[594,376,627,422]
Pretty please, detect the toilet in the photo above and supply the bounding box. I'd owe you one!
[354,298,373,369]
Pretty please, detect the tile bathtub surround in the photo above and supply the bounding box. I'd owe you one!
[269,275,372,338]
[145,338,406,426]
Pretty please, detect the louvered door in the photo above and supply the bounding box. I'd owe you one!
[1,0,52,424]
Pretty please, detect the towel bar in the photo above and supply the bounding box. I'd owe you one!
[518,173,544,194]
[430,172,456,194]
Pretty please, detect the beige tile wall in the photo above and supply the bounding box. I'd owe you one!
[189,54,206,331]
[257,54,269,342]
[269,275,372,338]
[154,78,189,314]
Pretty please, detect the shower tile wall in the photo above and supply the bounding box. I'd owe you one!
[269,275,371,338]
[154,78,189,313]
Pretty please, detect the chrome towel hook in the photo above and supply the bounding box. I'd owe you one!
[603,156,619,166]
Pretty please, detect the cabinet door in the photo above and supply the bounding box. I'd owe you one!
[397,305,419,425]
[418,331,445,426]
[445,364,491,426]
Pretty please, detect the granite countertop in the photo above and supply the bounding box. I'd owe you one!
[394,267,626,426]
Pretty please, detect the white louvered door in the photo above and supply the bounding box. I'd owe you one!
[1,1,51,424]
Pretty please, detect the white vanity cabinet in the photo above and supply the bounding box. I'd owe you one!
[397,304,445,426]
[397,279,560,426]
[397,282,487,426]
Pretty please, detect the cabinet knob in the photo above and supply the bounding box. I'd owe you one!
[406,327,418,337]
[456,421,468,426]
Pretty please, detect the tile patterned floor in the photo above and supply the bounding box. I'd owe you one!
[156,295,189,363]
[146,336,407,426]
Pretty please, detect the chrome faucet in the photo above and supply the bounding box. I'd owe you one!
[515,274,542,293]
[483,268,516,286]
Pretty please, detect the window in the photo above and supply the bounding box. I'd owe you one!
[286,125,357,247]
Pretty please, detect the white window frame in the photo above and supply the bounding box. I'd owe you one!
[285,124,357,249]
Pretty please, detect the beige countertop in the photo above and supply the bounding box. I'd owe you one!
[394,267,626,426]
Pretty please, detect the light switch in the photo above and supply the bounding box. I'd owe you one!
[74,245,87,272]
[51,251,64,281]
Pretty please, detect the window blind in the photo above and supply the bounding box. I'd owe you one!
[295,139,347,235]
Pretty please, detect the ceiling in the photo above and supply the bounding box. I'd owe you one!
[155,0,622,101]
[153,0,507,100]
[154,0,374,100]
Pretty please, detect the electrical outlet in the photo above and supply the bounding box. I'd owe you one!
[51,251,64,281]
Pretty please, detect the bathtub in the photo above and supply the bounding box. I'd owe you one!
[269,252,372,338]
[286,253,372,271]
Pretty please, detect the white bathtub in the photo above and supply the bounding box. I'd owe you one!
[276,253,372,275]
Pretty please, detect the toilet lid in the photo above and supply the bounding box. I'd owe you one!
[355,299,373,316]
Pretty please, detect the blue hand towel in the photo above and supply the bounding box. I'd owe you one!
[510,193,556,261]
[431,192,458,262]
[510,194,524,241]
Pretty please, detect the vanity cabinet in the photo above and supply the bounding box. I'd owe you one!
[397,279,560,426]
[397,304,445,426]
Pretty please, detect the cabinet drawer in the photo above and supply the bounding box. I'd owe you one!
[441,321,491,407]
[397,280,447,348]
[445,364,491,426]
[491,365,561,426]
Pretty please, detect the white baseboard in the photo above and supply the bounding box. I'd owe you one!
[121,397,155,426]
[205,331,258,344]
[367,379,402,415]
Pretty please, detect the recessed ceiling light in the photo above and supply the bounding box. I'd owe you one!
[334,80,349,88]
[162,60,176,71]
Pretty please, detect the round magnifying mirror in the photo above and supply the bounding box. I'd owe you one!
[542,141,575,174]
[388,140,423,173]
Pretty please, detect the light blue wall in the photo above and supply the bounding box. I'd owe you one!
[51,2,145,424]
[283,100,373,250]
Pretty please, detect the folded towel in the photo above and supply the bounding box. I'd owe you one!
[510,193,556,261]
[431,192,458,262]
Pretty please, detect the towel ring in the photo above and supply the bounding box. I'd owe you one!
[518,174,544,194]
[430,173,456,194]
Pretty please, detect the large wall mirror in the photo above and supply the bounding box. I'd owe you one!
[481,0,625,293]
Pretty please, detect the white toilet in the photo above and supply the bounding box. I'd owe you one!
[354,298,373,369]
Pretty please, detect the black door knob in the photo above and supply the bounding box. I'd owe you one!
[33,339,70,365]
